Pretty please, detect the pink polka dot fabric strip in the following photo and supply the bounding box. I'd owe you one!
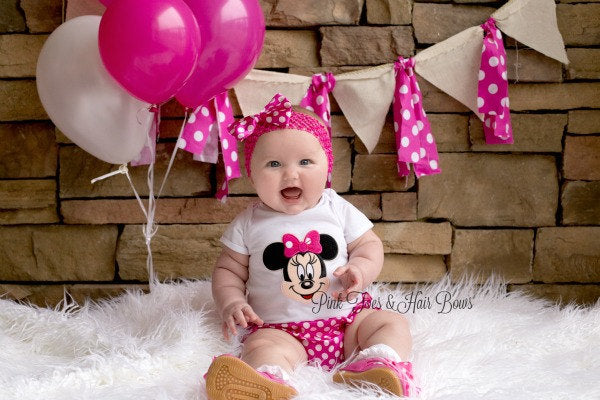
[393,57,441,178]
[178,92,239,202]
[478,18,513,145]
[214,94,240,202]
[299,73,336,188]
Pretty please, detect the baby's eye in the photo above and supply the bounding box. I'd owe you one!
[268,161,281,168]
[299,159,312,166]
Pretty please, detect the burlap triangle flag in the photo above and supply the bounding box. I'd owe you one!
[414,26,484,118]
[333,64,395,154]
[233,69,311,116]
[493,0,569,64]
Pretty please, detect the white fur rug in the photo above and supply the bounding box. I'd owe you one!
[1,278,598,400]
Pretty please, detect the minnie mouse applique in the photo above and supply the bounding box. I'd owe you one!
[263,230,338,304]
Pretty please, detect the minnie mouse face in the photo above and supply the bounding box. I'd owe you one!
[286,252,327,301]
[263,231,338,304]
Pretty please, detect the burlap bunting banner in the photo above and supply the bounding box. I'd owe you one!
[66,0,569,154]
[232,0,569,152]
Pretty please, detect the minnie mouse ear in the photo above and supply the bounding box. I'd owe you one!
[263,242,289,271]
[319,234,338,260]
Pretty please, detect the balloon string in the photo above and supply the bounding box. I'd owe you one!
[90,164,128,184]
[90,163,155,287]
[143,150,158,289]
[142,105,162,289]
[123,168,149,222]
[157,108,189,199]
[90,164,148,220]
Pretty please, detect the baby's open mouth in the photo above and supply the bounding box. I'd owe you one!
[281,187,302,200]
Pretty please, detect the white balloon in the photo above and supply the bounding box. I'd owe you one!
[36,16,153,164]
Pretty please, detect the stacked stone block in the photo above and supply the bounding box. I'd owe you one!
[1,0,599,307]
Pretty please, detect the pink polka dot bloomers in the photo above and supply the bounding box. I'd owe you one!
[246,293,377,370]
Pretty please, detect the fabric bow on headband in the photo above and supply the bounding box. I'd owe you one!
[282,230,322,258]
[229,94,293,140]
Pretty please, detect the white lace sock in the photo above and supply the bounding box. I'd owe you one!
[256,364,291,382]
[354,343,402,363]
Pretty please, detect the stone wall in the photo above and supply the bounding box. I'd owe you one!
[1,0,599,307]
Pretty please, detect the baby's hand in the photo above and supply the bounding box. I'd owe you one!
[332,264,364,301]
[221,301,263,340]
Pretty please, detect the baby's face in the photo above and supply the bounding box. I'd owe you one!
[250,129,328,214]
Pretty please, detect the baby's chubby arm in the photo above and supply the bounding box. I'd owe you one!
[332,229,384,301]
[212,246,263,339]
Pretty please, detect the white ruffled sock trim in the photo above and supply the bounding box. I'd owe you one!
[354,343,402,363]
[256,364,290,382]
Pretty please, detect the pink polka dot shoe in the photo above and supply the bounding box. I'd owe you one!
[205,355,297,400]
[332,357,416,397]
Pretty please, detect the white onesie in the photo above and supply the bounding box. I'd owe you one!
[220,189,374,324]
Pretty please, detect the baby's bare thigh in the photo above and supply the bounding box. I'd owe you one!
[242,328,308,365]
[343,308,377,358]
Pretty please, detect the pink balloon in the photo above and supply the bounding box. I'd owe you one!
[97,0,111,6]
[175,0,265,108]
[98,0,201,104]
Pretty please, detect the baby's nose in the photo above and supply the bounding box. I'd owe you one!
[283,166,299,180]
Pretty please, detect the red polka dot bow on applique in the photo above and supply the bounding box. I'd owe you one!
[478,17,513,144]
[282,230,322,258]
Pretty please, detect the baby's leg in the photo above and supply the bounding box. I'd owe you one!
[333,309,414,397]
[241,328,308,373]
[205,329,305,400]
[343,308,412,360]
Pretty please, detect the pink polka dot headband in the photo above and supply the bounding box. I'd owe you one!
[228,94,334,178]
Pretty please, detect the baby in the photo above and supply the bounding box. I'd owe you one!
[205,94,416,399]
